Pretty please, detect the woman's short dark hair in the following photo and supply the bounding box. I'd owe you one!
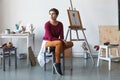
[49,8,59,16]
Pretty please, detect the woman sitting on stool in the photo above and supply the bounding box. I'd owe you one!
[41,8,73,75]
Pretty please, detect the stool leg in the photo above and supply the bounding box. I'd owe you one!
[3,51,5,71]
[109,59,111,70]
[97,48,101,67]
[0,58,2,65]
[44,51,46,71]
[15,48,17,69]
[97,57,100,67]
[52,52,56,74]
[9,50,11,67]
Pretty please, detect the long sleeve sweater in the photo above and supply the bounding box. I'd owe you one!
[43,21,64,41]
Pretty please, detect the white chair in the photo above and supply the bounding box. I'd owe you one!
[97,44,120,70]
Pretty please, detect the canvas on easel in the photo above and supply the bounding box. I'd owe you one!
[67,10,83,29]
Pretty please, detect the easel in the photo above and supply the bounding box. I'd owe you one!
[65,0,94,64]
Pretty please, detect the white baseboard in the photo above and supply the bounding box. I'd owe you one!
[72,52,98,58]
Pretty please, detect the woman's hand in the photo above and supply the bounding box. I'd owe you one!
[62,40,68,46]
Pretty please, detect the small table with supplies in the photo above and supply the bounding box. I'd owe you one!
[0,33,35,65]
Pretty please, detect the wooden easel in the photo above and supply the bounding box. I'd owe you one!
[65,25,94,64]
[65,0,94,64]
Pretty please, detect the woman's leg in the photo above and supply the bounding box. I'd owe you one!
[46,40,63,75]
[45,40,63,63]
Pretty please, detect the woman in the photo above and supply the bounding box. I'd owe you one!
[41,8,73,75]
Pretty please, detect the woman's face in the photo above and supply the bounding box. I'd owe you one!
[49,11,58,20]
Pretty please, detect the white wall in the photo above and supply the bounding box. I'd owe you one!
[0,0,118,56]
[0,0,1,18]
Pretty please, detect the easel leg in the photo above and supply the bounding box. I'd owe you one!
[82,30,95,64]
[65,28,70,41]
[70,48,73,71]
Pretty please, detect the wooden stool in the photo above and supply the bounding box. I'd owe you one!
[97,45,120,70]
[0,47,17,71]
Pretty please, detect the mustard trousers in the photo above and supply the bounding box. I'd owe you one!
[45,40,73,63]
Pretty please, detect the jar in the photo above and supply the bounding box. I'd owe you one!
[5,29,10,34]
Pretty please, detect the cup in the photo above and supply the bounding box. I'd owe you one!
[15,24,19,30]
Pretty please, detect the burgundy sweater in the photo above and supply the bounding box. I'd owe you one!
[43,21,64,41]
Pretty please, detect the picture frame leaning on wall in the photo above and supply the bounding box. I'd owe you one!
[67,10,83,29]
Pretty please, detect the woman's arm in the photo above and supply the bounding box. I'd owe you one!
[59,23,64,40]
